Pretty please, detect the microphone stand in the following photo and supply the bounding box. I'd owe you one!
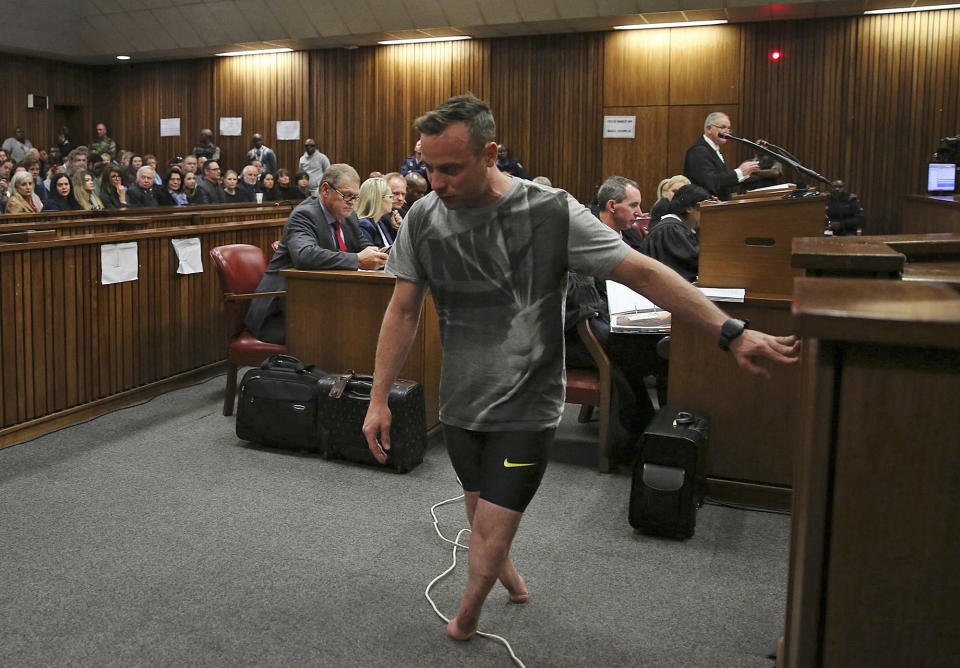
[720,132,832,198]
[757,139,807,193]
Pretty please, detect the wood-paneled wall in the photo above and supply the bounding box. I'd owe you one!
[6,11,958,231]
[0,55,93,153]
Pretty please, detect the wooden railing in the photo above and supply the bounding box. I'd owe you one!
[0,217,287,444]
[0,202,296,238]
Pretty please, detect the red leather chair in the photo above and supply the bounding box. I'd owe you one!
[565,319,613,473]
[209,244,287,416]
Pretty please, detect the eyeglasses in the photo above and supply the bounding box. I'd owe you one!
[710,124,732,131]
[329,185,359,204]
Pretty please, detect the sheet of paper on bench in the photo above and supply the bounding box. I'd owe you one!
[606,280,745,314]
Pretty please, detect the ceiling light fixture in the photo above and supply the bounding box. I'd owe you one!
[865,4,960,14]
[116,55,131,60]
[614,20,728,30]
[215,47,294,57]
[378,36,471,45]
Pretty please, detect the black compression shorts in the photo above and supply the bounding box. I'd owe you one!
[442,424,555,513]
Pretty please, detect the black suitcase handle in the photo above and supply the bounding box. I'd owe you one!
[328,370,374,399]
[262,354,311,373]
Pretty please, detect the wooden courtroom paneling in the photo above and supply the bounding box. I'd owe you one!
[0,54,93,153]
[488,33,604,200]
[0,220,284,438]
[212,52,311,176]
[603,29,672,107]
[601,106,670,207]
[669,25,741,106]
[740,11,960,235]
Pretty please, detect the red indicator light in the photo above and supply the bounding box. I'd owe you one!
[770,50,782,61]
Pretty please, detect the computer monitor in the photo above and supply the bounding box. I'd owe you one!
[927,163,956,193]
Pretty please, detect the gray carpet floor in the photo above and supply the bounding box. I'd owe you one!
[0,374,789,667]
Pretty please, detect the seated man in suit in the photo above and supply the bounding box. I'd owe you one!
[683,112,759,201]
[639,184,710,283]
[245,164,389,344]
[127,166,160,207]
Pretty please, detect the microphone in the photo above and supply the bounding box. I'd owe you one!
[717,132,831,190]
[757,139,801,164]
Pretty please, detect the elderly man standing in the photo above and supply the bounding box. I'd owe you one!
[89,123,117,161]
[245,164,388,344]
[3,128,33,164]
[127,166,160,207]
[298,139,330,196]
[246,133,277,175]
[683,112,759,201]
[362,94,799,644]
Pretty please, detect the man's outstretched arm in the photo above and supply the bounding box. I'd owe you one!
[608,250,800,377]
[362,278,429,462]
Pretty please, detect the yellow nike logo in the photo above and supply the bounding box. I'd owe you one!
[503,458,537,468]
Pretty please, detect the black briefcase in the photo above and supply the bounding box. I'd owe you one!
[629,406,709,539]
[236,354,328,453]
[316,371,427,473]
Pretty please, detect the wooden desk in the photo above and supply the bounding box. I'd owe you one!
[667,294,800,508]
[792,232,960,284]
[282,270,442,429]
[783,278,960,668]
[698,195,827,295]
[901,193,960,233]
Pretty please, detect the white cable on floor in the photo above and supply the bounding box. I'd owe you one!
[424,493,527,668]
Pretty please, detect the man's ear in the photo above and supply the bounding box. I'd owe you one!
[482,141,498,165]
[605,199,617,214]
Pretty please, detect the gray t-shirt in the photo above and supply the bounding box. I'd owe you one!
[386,178,629,431]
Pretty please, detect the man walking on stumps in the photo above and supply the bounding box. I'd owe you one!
[362,94,800,641]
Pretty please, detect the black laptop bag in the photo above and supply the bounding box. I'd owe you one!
[629,407,709,539]
[316,371,427,473]
[236,354,328,453]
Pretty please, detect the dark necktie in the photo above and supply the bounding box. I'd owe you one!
[332,220,347,252]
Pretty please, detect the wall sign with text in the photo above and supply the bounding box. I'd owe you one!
[603,115,636,139]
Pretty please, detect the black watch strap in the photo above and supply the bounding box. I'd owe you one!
[718,318,749,351]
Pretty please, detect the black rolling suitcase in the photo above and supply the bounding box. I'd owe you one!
[629,407,709,539]
[236,354,328,452]
[316,371,427,473]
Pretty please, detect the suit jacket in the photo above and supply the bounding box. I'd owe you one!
[245,197,374,338]
[127,183,159,208]
[196,177,226,204]
[357,215,395,247]
[683,136,739,201]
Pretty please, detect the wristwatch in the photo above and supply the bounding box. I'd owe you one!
[718,318,749,351]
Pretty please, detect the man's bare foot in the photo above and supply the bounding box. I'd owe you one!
[500,572,529,603]
[447,616,478,640]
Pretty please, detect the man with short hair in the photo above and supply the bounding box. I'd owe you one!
[245,164,388,344]
[196,161,226,204]
[65,148,89,177]
[3,128,33,164]
[379,172,406,233]
[400,172,428,217]
[495,144,529,179]
[127,166,160,207]
[181,154,198,175]
[246,133,277,175]
[400,139,427,181]
[299,139,330,195]
[89,123,117,160]
[683,112,759,201]
[362,94,799,643]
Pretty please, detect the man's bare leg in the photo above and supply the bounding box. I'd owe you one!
[464,492,528,603]
[448,497,524,640]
